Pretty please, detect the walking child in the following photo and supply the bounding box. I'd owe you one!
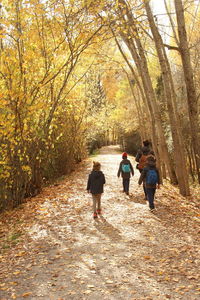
[138,155,160,211]
[87,161,106,219]
[117,152,134,195]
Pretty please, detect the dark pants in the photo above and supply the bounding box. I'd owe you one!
[146,188,156,209]
[143,185,147,199]
[139,168,147,199]
[123,178,130,194]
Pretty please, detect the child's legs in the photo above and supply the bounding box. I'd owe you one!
[96,194,101,210]
[122,179,126,192]
[146,188,156,209]
[92,194,101,212]
[123,178,130,193]
[92,194,98,212]
[126,178,130,193]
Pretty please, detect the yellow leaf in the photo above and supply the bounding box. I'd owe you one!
[165,276,170,281]
[83,290,92,294]
[106,280,114,284]
[22,292,32,297]
[0,283,6,287]
[13,271,21,275]
[16,251,26,257]
[9,281,18,285]
[143,255,151,260]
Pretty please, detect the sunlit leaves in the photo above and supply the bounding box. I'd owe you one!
[0,0,108,208]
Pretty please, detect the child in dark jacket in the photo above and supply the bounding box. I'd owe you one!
[87,161,105,219]
[117,152,134,195]
[138,155,160,211]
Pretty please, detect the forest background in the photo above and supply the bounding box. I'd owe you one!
[0,0,199,210]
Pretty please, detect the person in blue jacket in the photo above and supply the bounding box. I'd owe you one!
[87,161,105,219]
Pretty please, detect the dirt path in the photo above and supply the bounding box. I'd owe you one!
[0,146,200,300]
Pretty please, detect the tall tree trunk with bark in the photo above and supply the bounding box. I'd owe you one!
[174,0,200,183]
[126,74,149,140]
[144,0,190,196]
[122,31,177,183]
[115,32,161,173]
[112,32,150,141]
[116,0,177,184]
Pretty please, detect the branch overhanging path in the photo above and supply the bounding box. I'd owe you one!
[0,146,200,299]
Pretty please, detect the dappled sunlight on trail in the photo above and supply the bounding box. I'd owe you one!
[0,146,199,300]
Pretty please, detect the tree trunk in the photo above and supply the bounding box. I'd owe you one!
[174,0,200,183]
[145,0,190,196]
[116,6,177,184]
[112,32,153,150]
[122,31,175,182]
[126,73,149,140]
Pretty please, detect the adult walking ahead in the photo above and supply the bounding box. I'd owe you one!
[135,140,153,200]
[135,140,152,173]
[117,152,134,195]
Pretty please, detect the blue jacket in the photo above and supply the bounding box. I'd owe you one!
[117,159,134,179]
[138,164,160,188]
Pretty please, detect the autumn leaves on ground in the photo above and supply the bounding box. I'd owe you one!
[0,146,200,300]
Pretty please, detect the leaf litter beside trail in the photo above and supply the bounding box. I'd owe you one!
[0,145,200,300]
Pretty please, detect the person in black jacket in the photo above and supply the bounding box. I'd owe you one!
[138,155,160,211]
[117,152,134,196]
[87,161,106,219]
[135,140,152,172]
[135,140,154,200]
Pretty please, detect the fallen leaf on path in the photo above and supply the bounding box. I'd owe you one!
[9,281,18,285]
[143,255,151,260]
[15,251,26,257]
[13,271,21,275]
[106,280,114,284]
[83,290,92,294]
[0,283,6,287]
[22,292,32,297]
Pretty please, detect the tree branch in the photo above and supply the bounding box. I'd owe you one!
[163,43,180,51]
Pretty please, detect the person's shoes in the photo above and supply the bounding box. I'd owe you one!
[150,208,155,212]
[93,212,98,219]
[126,192,129,195]
[97,209,101,215]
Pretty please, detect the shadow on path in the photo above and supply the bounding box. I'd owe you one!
[129,193,147,205]
[94,216,122,242]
